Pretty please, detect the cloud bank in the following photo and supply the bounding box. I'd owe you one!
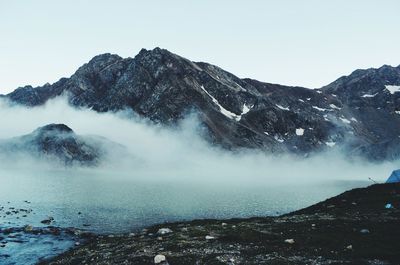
[0,97,396,185]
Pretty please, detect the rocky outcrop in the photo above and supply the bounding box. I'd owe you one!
[0,124,101,166]
[4,48,400,160]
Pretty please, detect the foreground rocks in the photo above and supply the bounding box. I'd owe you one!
[42,183,400,264]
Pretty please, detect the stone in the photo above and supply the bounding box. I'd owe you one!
[284,239,295,244]
[154,254,167,264]
[24,225,33,232]
[385,203,393,209]
[157,228,173,235]
[40,217,54,225]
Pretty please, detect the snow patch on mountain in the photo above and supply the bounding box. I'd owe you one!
[274,135,284,143]
[296,128,305,136]
[325,141,336,147]
[329,104,341,110]
[340,117,351,124]
[385,85,400,94]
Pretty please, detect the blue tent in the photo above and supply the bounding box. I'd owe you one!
[386,170,400,183]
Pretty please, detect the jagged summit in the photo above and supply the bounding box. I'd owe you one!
[3,48,400,160]
[322,64,400,95]
[35,123,74,134]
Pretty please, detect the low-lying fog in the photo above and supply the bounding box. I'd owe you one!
[0,97,396,232]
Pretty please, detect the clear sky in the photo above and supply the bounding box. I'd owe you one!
[1,0,399,94]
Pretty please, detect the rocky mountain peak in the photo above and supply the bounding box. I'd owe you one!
[323,64,400,94]
[81,53,123,70]
[19,123,99,165]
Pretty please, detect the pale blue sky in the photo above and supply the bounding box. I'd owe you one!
[1,0,399,93]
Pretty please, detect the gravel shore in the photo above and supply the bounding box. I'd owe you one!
[40,183,400,265]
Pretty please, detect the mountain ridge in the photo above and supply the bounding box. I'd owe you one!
[3,47,400,160]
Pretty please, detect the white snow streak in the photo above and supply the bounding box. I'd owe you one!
[329,104,341,110]
[361,93,378,98]
[312,106,328,111]
[201,85,240,120]
[200,85,252,121]
[276,104,290,111]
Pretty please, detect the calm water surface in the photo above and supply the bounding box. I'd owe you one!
[0,168,368,264]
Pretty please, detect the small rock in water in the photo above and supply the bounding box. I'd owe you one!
[284,239,295,244]
[24,225,33,232]
[154,254,168,264]
[157,228,173,235]
[40,217,54,225]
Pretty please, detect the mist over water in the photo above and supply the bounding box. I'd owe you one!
[0,97,396,233]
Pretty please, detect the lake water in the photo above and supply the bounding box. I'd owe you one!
[0,169,369,233]
[0,168,369,264]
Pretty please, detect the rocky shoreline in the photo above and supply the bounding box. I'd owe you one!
[40,183,400,265]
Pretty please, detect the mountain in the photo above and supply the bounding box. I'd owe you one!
[3,48,400,160]
[0,124,102,166]
[322,65,400,160]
